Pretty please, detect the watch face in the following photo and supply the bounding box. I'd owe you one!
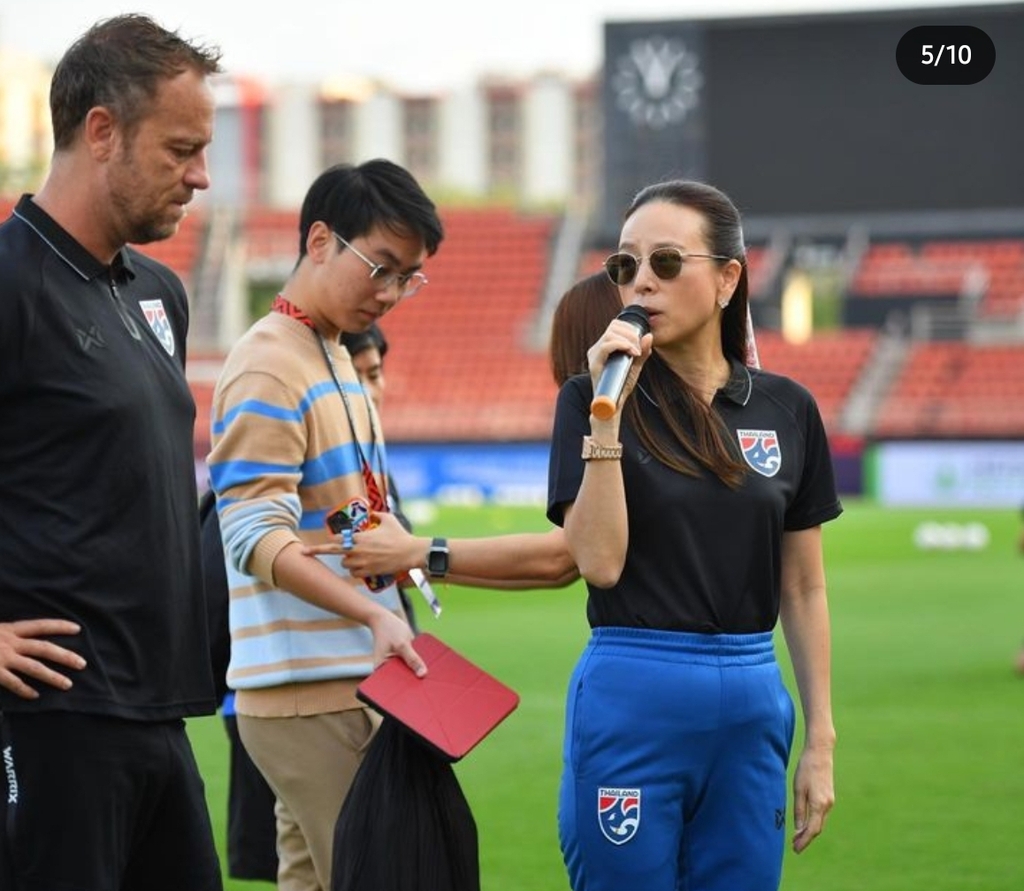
[428,541,449,575]
[612,36,703,129]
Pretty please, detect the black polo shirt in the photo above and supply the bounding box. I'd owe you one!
[0,195,216,720]
[547,360,843,634]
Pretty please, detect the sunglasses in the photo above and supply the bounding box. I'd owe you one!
[604,247,732,286]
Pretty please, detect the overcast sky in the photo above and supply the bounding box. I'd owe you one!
[0,0,1011,91]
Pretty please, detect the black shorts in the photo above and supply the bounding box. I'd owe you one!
[0,711,222,891]
[224,713,278,881]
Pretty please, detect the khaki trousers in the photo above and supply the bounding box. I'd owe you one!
[238,708,381,891]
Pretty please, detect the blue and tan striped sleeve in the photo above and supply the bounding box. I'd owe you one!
[209,365,308,584]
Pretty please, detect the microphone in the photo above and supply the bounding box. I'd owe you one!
[590,304,650,421]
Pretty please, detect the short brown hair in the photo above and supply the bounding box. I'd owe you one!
[50,14,222,149]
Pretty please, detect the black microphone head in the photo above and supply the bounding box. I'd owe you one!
[617,304,650,336]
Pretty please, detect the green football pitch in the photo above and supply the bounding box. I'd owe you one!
[188,499,1024,891]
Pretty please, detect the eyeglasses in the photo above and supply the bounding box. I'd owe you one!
[333,232,428,299]
[604,247,732,286]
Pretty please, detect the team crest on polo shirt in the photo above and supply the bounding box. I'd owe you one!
[598,787,641,844]
[139,299,175,356]
[737,428,781,477]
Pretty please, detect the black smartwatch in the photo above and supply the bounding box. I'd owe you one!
[427,537,450,578]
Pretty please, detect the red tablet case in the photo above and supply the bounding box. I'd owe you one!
[356,633,520,762]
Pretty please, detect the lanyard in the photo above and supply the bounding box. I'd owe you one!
[269,297,441,617]
[271,295,388,511]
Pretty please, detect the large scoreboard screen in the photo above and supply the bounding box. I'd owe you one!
[600,5,1023,236]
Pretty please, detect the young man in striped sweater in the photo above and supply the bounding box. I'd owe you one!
[207,159,443,891]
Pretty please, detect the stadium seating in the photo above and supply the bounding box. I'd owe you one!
[873,342,1024,438]
[375,207,560,441]
[849,238,1024,317]
[243,206,301,263]
[753,328,878,433]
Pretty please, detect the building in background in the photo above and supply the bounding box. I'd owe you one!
[202,69,601,213]
[0,49,50,194]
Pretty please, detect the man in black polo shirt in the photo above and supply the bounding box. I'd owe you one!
[0,15,224,890]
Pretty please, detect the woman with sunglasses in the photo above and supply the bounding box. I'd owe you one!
[547,180,841,891]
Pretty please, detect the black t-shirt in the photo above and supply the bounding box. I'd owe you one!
[547,360,843,634]
[0,196,216,719]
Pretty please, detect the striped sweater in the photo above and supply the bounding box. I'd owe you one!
[207,312,404,711]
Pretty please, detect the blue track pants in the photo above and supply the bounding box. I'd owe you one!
[558,627,795,891]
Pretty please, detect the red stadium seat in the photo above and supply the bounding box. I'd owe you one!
[874,342,1024,438]
[753,329,877,433]
[850,238,1024,316]
[379,208,559,441]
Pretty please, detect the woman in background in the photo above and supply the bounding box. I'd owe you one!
[550,270,625,387]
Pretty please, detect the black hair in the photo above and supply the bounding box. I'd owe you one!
[341,323,388,359]
[297,159,444,259]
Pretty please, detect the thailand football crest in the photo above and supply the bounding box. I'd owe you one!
[139,299,175,356]
[737,428,781,477]
[597,786,641,844]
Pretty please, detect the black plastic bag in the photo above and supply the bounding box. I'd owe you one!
[332,716,480,891]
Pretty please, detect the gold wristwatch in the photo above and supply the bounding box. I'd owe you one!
[581,436,623,461]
